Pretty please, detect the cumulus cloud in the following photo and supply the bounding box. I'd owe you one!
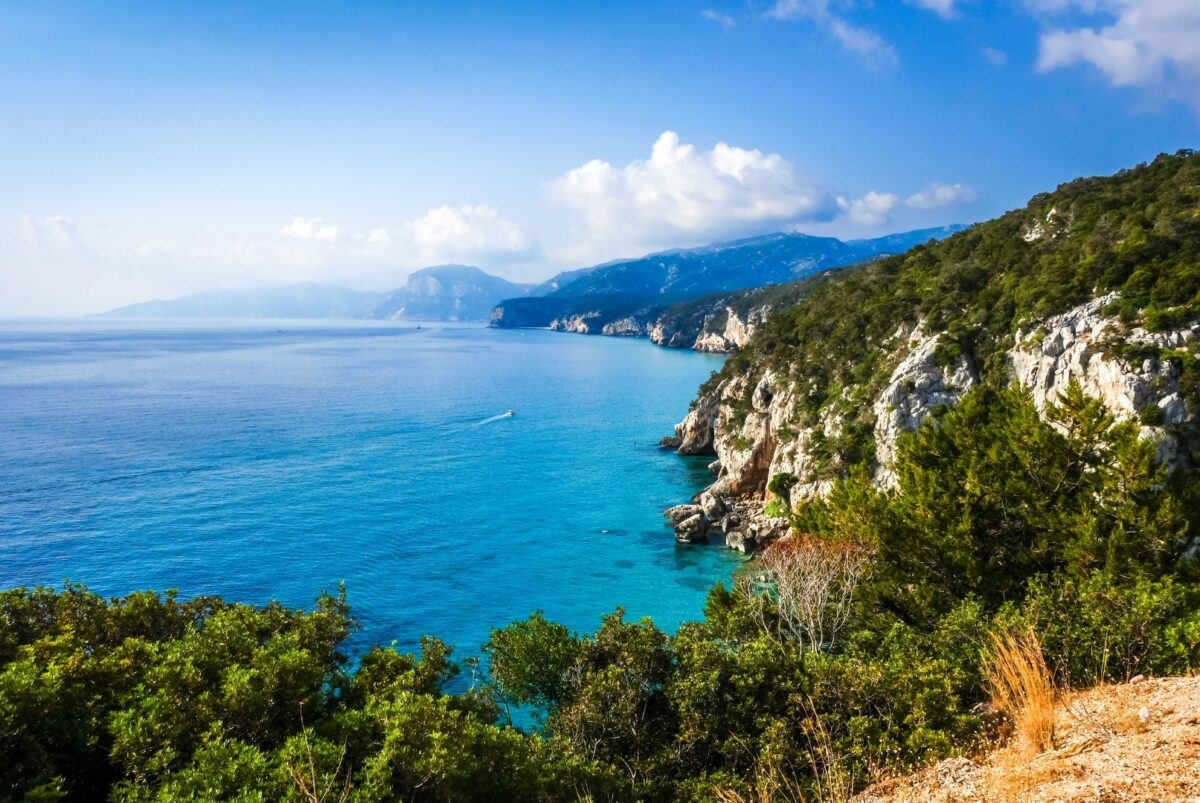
[276,205,533,268]
[906,182,978,209]
[837,191,899,226]
[765,0,897,66]
[280,217,342,241]
[550,131,837,260]
[1031,0,1200,102]
[399,204,533,263]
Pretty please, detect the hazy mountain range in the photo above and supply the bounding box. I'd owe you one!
[100,226,965,322]
[490,225,965,329]
[101,266,534,322]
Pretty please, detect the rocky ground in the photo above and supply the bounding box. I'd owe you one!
[855,676,1200,802]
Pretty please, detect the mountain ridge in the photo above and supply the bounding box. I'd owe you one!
[490,225,967,345]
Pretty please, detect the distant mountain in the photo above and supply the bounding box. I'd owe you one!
[100,283,383,320]
[367,265,533,321]
[100,266,532,322]
[846,225,967,256]
[490,226,966,329]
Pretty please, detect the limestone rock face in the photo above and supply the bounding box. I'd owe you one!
[693,306,770,353]
[666,291,1198,552]
[873,334,978,486]
[673,382,724,455]
[601,317,647,337]
[548,314,598,334]
[648,304,770,353]
[1010,293,1195,443]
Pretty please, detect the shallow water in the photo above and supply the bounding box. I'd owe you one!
[0,319,739,658]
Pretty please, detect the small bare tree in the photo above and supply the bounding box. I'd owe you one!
[745,535,872,653]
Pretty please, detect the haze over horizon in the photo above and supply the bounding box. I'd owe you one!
[2,1,1198,316]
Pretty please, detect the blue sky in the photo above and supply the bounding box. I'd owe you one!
[2,0,1198,314]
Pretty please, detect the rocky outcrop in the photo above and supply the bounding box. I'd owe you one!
[646,303,767,352]
[873,333,978,486]
[693,305,770,352]
[601,317,649,337]
[672,384,724,455]
[664,494,788,551]
[549,313,602,334]
[666,292,1199,552]
[1011,293,1196,457]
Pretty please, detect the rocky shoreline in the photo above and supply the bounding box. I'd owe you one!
[663,493,789,553]
[659,291,1198,554]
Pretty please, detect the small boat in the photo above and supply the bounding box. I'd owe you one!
[504,409,515,417]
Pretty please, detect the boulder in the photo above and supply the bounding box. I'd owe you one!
[674,513,710,544]
[664,504,703,524]
[724,529,759,554]
[699,491,726,519]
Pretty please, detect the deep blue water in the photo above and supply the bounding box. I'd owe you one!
[0,319,738,660]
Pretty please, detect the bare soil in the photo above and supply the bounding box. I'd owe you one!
[854,676,1200,802]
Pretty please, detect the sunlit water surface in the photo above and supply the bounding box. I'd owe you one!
[0,320,739,660]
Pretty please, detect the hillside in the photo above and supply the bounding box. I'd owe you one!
[666,150,1200,544]
[8,154,1200,803]
[856,676,1200,802]
[489,226,964,338]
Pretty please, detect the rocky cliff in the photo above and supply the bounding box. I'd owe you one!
[661,151,1200,550]
[649,302,770,352]
[667,295,1198,548]
[537,298,772,351]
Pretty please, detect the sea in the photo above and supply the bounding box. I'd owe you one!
[0,319,740,661]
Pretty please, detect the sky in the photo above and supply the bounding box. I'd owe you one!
[1,0,1198,315]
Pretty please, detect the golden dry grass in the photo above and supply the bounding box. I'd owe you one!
[983,627,1057,756]
[854,676,1200,802]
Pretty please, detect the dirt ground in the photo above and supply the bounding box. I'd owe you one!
[854,676,1200,802]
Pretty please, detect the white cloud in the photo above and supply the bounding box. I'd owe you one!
[765,0,897,66]
[909,0,958,19]
[1031,0,1200,101]
[701,9,736,29]
[550,131,837,260]
[18,214,77,248]
[280,217,342,241]
[906,182,978,209]
[399,204,532,264]
[836,191,899,226]
[272,205,533,268]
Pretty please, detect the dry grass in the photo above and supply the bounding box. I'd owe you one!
[982,628,1057,756]
[853,676,1200,802]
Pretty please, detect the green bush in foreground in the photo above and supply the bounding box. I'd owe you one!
[3,387,1198,802]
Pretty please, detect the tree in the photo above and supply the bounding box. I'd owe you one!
[743,535,872,652]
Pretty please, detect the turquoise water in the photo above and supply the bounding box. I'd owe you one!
[0,320,738,659]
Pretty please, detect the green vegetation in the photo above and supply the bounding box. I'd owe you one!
[4,383,1196,802]
[707,150,1200,473]
[5,155,1200,801]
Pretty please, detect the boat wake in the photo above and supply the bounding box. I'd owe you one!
[464,410,516,429]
